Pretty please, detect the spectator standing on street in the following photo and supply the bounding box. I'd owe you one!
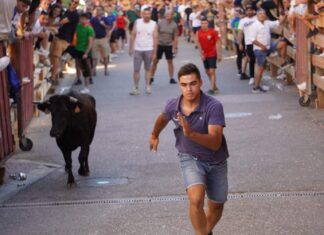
[238,4,256,85]
[150,10,178,85]
[150,63,229,235]
[200,1,218,29]
[116,9,129,53]
[48,0,79,85]
[250,9,286,93]
[196,17,222,95]
[69,13,94,94]
[189,4,201,48]
[126,3,139,33]
[90,5,110,76]
[128,6,157,95]
[184,2,193,42]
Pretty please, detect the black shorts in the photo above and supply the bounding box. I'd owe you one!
[192,26,201,34]
[67,47,91,78]
[157,45,173,60]
[203,56,217,69]
[110,30,118,43]
[116,28,126,40]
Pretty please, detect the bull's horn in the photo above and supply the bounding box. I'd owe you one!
[69,97,78,103]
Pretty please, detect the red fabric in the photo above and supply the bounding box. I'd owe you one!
[116,16,125,29]
[197,29,219,58]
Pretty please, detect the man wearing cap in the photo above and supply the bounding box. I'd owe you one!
[129,6,158,95]
[196,16,222,95]
[238,4,256,84]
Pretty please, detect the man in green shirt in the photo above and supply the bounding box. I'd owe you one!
[70,12,94,94]
[126,4,139,33]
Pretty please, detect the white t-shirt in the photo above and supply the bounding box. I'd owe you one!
[250,19,280,50]
[189,12,201,28]
[134,18,156,51]
[0,0,16,36]
[178,4,189,19]
[238,16,257,45]
[32,20,44,35]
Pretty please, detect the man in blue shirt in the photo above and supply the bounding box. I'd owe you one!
[90,5,110,76]
[149,63,229,235]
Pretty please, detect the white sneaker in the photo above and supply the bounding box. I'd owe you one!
[276,73,286,80]
[37,48,49,56]
[0,56,10,71]
[80,87,90,94]
[145,86,152,94]
[110,53,118,58]
[120,50,125,53]
[129,88,140,95]
[269,52,278,57]
[319,52,324,57]
[261,85,270,91]
[297,82,307,91]
[249,77,255,86]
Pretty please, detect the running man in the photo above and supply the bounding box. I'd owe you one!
[150,63,229,235]
[196,17,222,95]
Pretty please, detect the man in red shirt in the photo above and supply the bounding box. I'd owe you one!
[196,17,222,95]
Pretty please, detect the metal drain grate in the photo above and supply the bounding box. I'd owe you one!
[1,191,324,209]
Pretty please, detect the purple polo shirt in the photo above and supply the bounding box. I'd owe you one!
[163,91,229,163]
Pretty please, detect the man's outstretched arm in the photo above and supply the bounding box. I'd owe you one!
[149,114,169,152]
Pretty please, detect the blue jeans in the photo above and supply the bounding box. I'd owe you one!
[178,153,228,203]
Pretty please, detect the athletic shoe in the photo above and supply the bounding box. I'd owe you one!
[41,59,51,67]
[240,73,249,80]
[280,62,292,70]
[248,77,255,85]
[207,88,219,95]
[36,48,49,56]
[269,51,278,57]
[90,78,94,84]
[319,52,324,57]
[252,86,267,93]
[0,56,10,71]
[145,86,152,94]
[129,88,140,95]
[80,87,90,94]
[149,77,154,85]
[170,78,177,84]
[237,72,241,77]
[74,78,82,85]
[120,50,125,53]
[276,73,286,80]
[261,84,270,91]
[306,27,319,38]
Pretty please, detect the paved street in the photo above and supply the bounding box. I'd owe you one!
[1,38,324,235]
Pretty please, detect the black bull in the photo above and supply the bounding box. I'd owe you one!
[36,91,97,185]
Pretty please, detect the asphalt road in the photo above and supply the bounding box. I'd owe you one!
[1,38,324,235]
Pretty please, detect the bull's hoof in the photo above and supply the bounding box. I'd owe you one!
[78,168,89,176]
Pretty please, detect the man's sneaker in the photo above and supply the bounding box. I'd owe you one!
[269,51,278,57]
[129,88,140,95]
[80,87,90,94]
[90,78,94,84]
[149,77,154,85]
[261,84,270,91]
[319,52,324,57]
[0,56,10,71]
[36,48,49,56]
[252,86,267,93]
[277,73,286,80]
[145,86,152,94]
[306,27,319,38]
[170,78,177,84]
[237,72,241,77]
[249,77,255,85]
[35,61,44,68]
[207,88,219,95]
[240,73,249,80]
[74,78,82,85]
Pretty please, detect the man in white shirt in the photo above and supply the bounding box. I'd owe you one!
[189,4,201,48]
[250,9,286,93]
[129,6,158,95]
[238,4,257,84]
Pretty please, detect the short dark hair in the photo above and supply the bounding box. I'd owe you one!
[80,12,90,19]
[178,63,201,80]
[19,0,31,5]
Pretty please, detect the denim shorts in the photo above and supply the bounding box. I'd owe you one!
[178,153,228,203]
[254,41,278,66]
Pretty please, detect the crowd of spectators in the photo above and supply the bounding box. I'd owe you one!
[0,0,323,95]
